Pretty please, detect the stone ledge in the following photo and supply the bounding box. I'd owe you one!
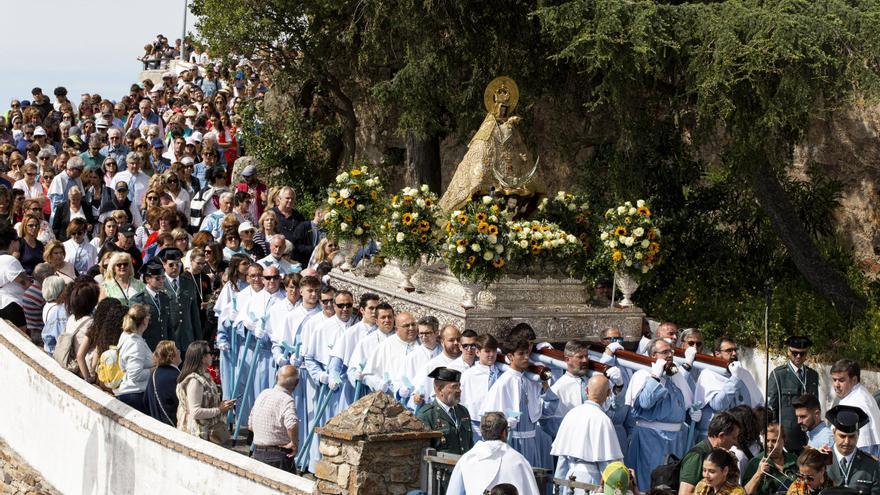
[317,427,442,442]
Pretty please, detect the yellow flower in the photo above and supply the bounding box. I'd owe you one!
[531,246,542,254]
[351,169,362,176]
[370,191,378,200]
[335,198,343,205]
[410,228,419,235]
[402,213,414,225]
[614,226,627,237]
[329,191,338,197]
[344,198,355,208]
[638,206,651,217]
[612,250,623,261]
[419,234,428,243]
[649,242,660,254]
[424,198,433,207]
[475,212,487,222]
[457,214,468,225]
[492,257,505,268]
[624,217,631,224]
[647,229,657,240]
[418,220,431,232]
[465,263,472,270]
[490,205,499,212]
[403,196,413,204]
[488,225,499,235]
[477,222,490,234]
[391,195,399,204]
[455,239,469,247]
[467,255,476,264]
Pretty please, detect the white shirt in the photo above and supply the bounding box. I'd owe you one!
[414,352,457,403]
[837,383,880,450]
[330,320,375,368]
[460,362,501,421]
[401,344,440,395]
[239,289,286,338]
[304,315,355,367]
[346,328,391,384]
[448,355,474,373]
[12,179,43,199]
[62,238,97,275]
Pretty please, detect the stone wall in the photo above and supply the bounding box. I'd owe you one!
[315,392,441,495]
[0,438,61,495]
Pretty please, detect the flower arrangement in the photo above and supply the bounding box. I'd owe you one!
[536,191,592,249]
[380,185,443,264]
[599,200,661,276]
[322,165,385,245]
[506,220,583,273]
[443,196,510,285]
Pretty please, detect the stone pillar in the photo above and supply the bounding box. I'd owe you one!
[315,392,442,495]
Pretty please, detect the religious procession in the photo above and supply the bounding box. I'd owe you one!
[4,2,880,494]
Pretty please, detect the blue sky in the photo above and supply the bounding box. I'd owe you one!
[0,0,195,111]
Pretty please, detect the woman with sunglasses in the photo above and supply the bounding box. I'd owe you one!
[44,239,76,283]
[786,449,833,495]
[62,218,98,277]
[12,163,42,200]
[51,186,95,241]
[99,252,144,305]
[17,213,44,274]
[19,198,54,244]
[101,157,118,187]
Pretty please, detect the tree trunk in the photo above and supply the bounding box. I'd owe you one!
[750,162,866,319]
[326,75,358,166]
[404,130,441,191]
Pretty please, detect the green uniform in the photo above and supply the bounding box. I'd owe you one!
[742,452,798,495]
[679,440,714,487]
[766,362,819,452]
[164,275,202,353]
[130,290,173,351]
[416,400,474,455]
[828,450,880,495]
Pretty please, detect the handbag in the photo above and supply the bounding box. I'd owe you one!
[53,328,81,376]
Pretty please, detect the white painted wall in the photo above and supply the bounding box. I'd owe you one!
[0,322,315,495]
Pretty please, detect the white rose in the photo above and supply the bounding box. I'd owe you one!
[628,207,637,215]
[482,196,493,205]
[336,172,349,183]
[534,232,543,240]
[396,232,405,242]
[600,232,609,240]
[637,199,645,208]
[487,235,498,244]
[609,240,618,248]
[340,189,351,199]
[495,245,504,253]
[567,203,576,211]
[448,244,455,251]
[633,227,644,237]
[635,252,643,260]
[329,210,338,217]
[354,227,363,236]
[421,184,430,193]
[356,204,366,212]
[340,222,349,231]
[392,212,400,220]
[489,215,498,222]
[456,245,466,254]
[617,206,626,215]
[519,240,528,249]
[625,260,633,267]
[452,210,462,218]
[483,252,493,261]
[327,198,335,205]
[523,228,531,235]
[556,191,566,199]
[411,212,419,220]
[624,237,634,247]
[471,244,481,252]
[416,198,425,207]
[580,203,589,210]
[360,166,369,173]
[641,240,650,248]
[624,201,633,207]
[566,235,577,244]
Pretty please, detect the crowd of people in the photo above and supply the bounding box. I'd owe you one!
[2,59,880,495]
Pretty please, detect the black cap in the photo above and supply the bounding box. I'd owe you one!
[119,224,136,236]
[826,405,869,434]
[156,248,183,262]
[54,87,67,97]
[428,367,461,383]
[115,181,129,192]
[784,336,813,349]
[139,260,165,278]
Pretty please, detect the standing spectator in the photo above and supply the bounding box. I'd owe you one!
[22,263,53,341]
[234,165,267,221]
[270,186,305,242]
[291,207,324,268]
[52,188,96,241]
[0,255,30,334]
[76,298,122,385]
[12,163,42,200]
[176,340,234,444]
[40,275,68,353]
[115,303,154,413]
[62,218,98,276]
[91,216,118,250]
[79,134,106,169]
[113,152,150,224]
[146,340,181,426]
[101,128,130,170]
[126,99,164,139]
[18,214,45,274]
[189,164,228,232]
[249,365,300,472]
[99,252,145,305]
[253,211,279,254]
[62,279,100,379]
[767,336,820,453]
[44,239,76,283]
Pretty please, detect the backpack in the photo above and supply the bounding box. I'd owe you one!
[650,442,710,490]
[53,330,81,375]
[96,346,125,389]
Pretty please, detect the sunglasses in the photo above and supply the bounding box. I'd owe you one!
[146,196,159,201]
[461,343,479,350]
[604,336,624,344]
[262,275,280,281]
[116,188,129,193]
[790,350,807,357]
[335,303,353,309]
[687,341,704,348]
[25,172,36,177]
[320,299,334,306]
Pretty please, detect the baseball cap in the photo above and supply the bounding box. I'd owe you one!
[180,156,195,166]
[119,224,136,236]
[33,126,47,137]
[238,221,255,233]
[151,138,165,149]
[241,165,256,177]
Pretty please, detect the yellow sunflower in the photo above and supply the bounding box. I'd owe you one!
[467,256,476,264]
[457,214,468,225]
[335,198,343,205]
[344,198,355,208]
[402,213,414,225]
[488,225,499,235]
[492,257,505,268]
[614,226,627,237]
[351,169,362,176]
[612,250,623,261]
[475,212,487,222]
[638,206,651,217]
[477,221,490,234]
[424,198,433,207]
[370,191,378,200]
[455,239,468,247]
[419,234,428,243]
[418,220,431,232]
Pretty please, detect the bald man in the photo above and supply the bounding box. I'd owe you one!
[362,311,420,400]
[551,374,624,489]
[249,365,300,472]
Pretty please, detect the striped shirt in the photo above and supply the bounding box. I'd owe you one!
[21,283,45,340]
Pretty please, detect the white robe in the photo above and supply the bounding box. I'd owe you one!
[330,320,374,368]
[362,333,418,392]
[346,328,391,387]
[551,372,590,419]
[837,383,880,451]
[401,345,440,396]
[415,352,458,404]
[446,440,541,495]
[304,315,355,369]
[551,400,623,491]
[239,289,285,337]
[460,363,500,421]
[231,286,260,328]
[448,355,474,373]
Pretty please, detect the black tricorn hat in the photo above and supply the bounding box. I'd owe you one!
[428,367,461,383]
[784,336,813,349]
[826,405,869,434]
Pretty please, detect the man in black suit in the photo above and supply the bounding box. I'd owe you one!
[158,248,202,353]
[291,207,325,267]
[130,261,173,350]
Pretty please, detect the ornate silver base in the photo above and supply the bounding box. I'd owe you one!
[330,262,645,341]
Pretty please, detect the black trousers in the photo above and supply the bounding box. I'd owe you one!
[252,446,296,473]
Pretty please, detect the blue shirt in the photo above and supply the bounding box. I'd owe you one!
[808,422,833,449]
[100,144,131,171]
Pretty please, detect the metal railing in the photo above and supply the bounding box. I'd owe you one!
[420,448,556,495]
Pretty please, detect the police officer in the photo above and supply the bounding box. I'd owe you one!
[767,336,820,453]
[416,367,474,456]
[826,405,880,495]
[130,260,173,350]
[158,248,202,353]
